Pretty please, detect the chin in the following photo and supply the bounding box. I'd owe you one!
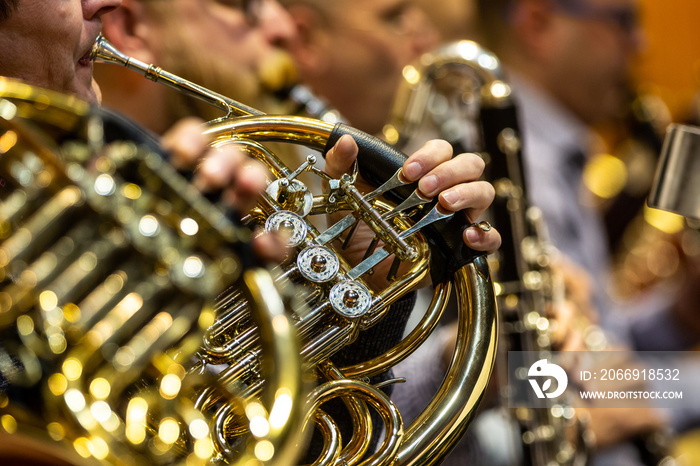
[75,83,99,104]
[90,79,103,104]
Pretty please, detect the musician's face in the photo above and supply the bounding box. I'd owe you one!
[0,0,121,103]
[548,0,643,123]
[412,0,475,41]
[285,0,439,135]
[141,0,297,118]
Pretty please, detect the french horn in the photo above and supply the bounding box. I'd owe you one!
[0,35,499,465]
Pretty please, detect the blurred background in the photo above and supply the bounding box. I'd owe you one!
[635,0,700,122]
[595,1,700,460]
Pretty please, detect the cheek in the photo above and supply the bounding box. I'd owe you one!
[350,34,404,77]
[191,23,261,71]
[326,35,368,74]
[54,5,82,41]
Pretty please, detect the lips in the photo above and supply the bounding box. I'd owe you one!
[78,47,92,67]
[78,32,100,67]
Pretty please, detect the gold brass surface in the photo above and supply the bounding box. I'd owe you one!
[0,78,303,465]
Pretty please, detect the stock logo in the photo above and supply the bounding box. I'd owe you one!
[528,359,568,399]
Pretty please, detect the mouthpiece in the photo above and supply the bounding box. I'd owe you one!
[90,34,262,117]
[91,34,132,67]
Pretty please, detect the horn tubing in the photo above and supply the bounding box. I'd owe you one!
[397,256,498,466]
[91,34,263,118]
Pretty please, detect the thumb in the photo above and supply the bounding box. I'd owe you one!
[324,134,359,179]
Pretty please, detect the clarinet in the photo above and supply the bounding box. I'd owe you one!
[388,40,591,466]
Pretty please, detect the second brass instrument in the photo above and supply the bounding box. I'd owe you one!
[650,123,700,220]
[0,77,304,465]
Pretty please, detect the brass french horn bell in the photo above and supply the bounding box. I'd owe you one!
[0,77,304,465]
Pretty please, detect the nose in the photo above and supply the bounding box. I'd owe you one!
[259,0,297,46]
[83,0,122,20]
[408,9,440,58]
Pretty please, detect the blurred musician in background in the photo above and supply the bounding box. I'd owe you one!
[475,0,642,296]
[279,0,440,136]
[95,0,298,133]
[473,0,700,464]
[412,0,477,42]
[474,0,700,361]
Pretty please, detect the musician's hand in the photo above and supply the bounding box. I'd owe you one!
[324,135,501,289]
[161,117,286,263]
[562,349,669,449]
[548,257,602,351]
[162,117,268,215]
[578,405,668,450]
